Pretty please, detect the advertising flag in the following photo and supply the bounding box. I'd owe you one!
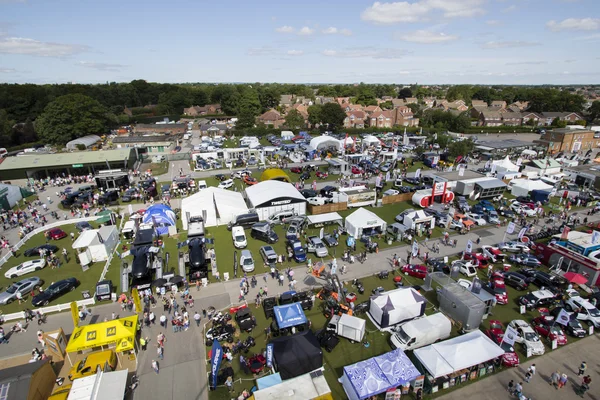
[502,325,518,346]
[70,301,80,329]
[556,308,571,326]
[592,230,600,245]
[412,241,419,257]
[266,343,274,367]
[465,239,473,254]
[210,340,223,389]
[517,227,528,239]
[561,226,570,240]
[506,221,516,234]
[414,168,421,179]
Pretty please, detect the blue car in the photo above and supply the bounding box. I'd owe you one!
[287,240,307,262]
[478,200,496,212]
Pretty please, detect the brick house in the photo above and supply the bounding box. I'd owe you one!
[501,112,523,126]
[534,128,600,154]
[257,109,285,128]
[509,101,529,110]
[471,100,487,108]
[479,111,503,126]
[521,112,543,126]
[393,106,419,127]
[183,104,222,116]
[540,112,584,126]
[344,111,366,128]
[367,111,393,128]
[364,105,382,114]
[404,97,418,104]
[490,100,507,109]
[392,99,406,108]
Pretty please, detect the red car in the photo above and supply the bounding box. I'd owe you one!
[290,167,302,173]
[463,252,490,269]
[351,166,363,175]
[401,264,427,279]
[482,246,506,263]
[47,228,67,240]
[485,320,520,367]
[531,317,568,346]
[488,279,508,304]
[243,176,258,185]
[315,171,329,179]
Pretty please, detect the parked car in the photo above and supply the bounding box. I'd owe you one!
[351,166,363,175]
[400,264,427,279]
[485,320,519,367]
[549,307,586,337]
[242,176,258,185]
[452,260,477,277]
[497,207,515,218]
[508,254,542,267]
[482,245,506,263]
[564,296,600,328]
[499,241,530,253]
[32,277,79,306]
[502,271,529,291]
[508,319,545,356]
[290,167,302,173]
[531,317,567,345]
[75,221,93,232]
[320,186,337,198]
[259,245,278,266]
[4,259,47,279]
[383,189,400,197]
[47,228,67,240]
[465,212,487,226]
[315,171,329,179]
[121,188,139,202]
[231,226,247,249]
[456,196,470,213]
[427,258,450,274]
[240,250,255,273]
[307,236,328,257]
[0,277,43,305]
[519,289,557,309]
[462,252,490,269]
[485,279,508,304]
[322,234,338,247]
[300,189,318,198]
[307,197,330,206]
[404,177,420,185]
[287,240,307,263]
[218,179,234,189]
[23,244,58,257]
[532,270,566,288]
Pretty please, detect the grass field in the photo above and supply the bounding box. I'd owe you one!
[0,221,115,313]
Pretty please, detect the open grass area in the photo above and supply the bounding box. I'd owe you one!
[141,161,169,176]
[0,222,108,313]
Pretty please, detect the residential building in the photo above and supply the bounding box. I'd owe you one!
[183,104,222,116]
[404,97,418,104]
[257,109,285,128]
[199,123,229,135]
[502,112,523,126]
[540,112,584,126]
[291,104,309,121]
[367,111,393,128]
[509,101,529,110]
[391,99,406,108]
[479,111,503,127]
[437,99,468,112]
[393,106,419,127]
[280,95,294,107]
[423,97,436,108]
[490,100,507,109]
[315,96,334,105]
[134,123,186,135]
[344,111,366,128]
[364,105,382,114]
[521,112,543,126]
[336,97,351,105]
[470,105,489,118]
[471,100,487,108]
[344,104,364,112]
[112,134,178,154]
[534,128,600,154]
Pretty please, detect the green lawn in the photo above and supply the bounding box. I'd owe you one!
[0,221,117,313]
[141,161,169,177]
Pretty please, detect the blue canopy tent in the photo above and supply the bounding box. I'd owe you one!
[142,204,176,235]
[273,303,307,329]
[340,349,421,400]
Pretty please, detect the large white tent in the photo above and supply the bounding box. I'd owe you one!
[492,156,519,172]
[310,135,342,151]
[362,135,382,147]
[0,183,24,210]
[413,330,505,379]
[245,180,307,221]
[510,178,554,197]
[72,226,119,265]
[368,287,425,329]
[344,208,386,238]
[181,186,248,229]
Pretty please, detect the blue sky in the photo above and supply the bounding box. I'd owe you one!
[0,0,599,84]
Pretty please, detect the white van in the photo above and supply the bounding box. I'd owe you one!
[231,226,247,248]
[266,210,296,225]
[197,180,208,190]
[122,220,137,240]
[390,313,451,351]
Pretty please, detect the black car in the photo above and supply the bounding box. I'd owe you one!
[404,177,420,185]
[518,268,538,283]
[32,278,79,306]
[502,271,529,291]
[97,190,119,205]
[300,189,318,199]
[322,234,338,247]
[549,307,587,337]
[497,207,515,218]
[299,172,311,180]
[397,186,413,193]
[75,221,93,232]
[23,244,59,257]
[320,186,337,198]
[508,254,542,267]
[427,258,450,274]
[121,188,138,202]
[263,296,277,319]
[235,308,257,332]
[477,167,491,173]
[214,174,227,182]
[532,271,566,289]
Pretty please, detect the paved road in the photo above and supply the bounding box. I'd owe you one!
[439,334,600,400]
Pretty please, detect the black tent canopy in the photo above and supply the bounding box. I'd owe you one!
[270,330,323,380]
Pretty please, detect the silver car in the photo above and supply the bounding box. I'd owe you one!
[0,276,43,305]
[307,236,328,257]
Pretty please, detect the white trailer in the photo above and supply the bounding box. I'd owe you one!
[327,314,366,342]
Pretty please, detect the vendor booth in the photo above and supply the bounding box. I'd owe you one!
[65,315,139,369]
[345,208,386,239]
[181,186,248,229]
[492,156,520,180]
[67,369,129,400]
[510,178,553,197]
[307,212,343,228]
[270,330,323,380]
[72,226,119,265]
[274,303,307,330]
[142,204,176,235]
[368,287,426,329]
[281,131,294,140]
[259,168,291,183]
[412,182,454,208]
[473,179,507,199]
[252,371,332,400]
[403,210,435,232]
[245,180,307,221]
[310,136,342,151]
[326,158,349,175]
[340,349,421,400]
[413,330,504,393]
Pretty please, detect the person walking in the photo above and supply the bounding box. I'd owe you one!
[151,360,159,374]
[159,314,167,328]
[529,364,536,376]
[524,370,532,383]
[225,376,234,392]
[514,382,523,397]
[140,336,147,351]
[507,380,515,394]
[558,373,568,389]
[550,371,560,388]
[578,361,587,377]
[157,344,164,359]
[194,311,201,327]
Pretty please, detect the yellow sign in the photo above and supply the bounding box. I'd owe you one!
[106,327,116,337]
[70,302,79,329]
[86,331,96,341]
[131,288,142,314]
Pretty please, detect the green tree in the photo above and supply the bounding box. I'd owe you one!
[0,109,14,146]
[355,86,377,106]
[448,139,475,158]
[587,101,600,122]
[284,109,305,129]
[552,117,567,128]
[307,104,322,126]
[398,88,412,99]
[36,94,111,145]
[320,103,346,131]
[435,134,451,150]
[235,89,262,129]
[379,101,393,110]
[317,86,337,97]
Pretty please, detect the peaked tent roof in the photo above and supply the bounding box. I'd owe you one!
[531,158,561,169]
[274,303,307,329]
[510,178,554,191]
[345,207,385,226]
[246,180,305,207]
[270,330,323,380]
[66,315,138,353]
[492,156,519,171]
[180,186,248,229]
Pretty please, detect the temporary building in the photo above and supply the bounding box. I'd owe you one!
[492,156,519,172]
[259,168,291,183]
[510,179,553,197]
[473,178,507,199]
[0,183,25,211]
[403,210,435,231]
[72,226,119,265]
[274,303,307,329]
[309,136,341,151]
[281,131,294,140]
[340,349,421,400]
[66,135,101,150]
[180,186,248,230]
[413,330,505,379]
[362,135,382,147]
[368,287,426,329]
[142,204,176,235]
[252,371,332,400]
[306,212,343,227]
[66,369,129,400]
[270,331,323,380]
[245,180,307,221]
[344,208,386,239]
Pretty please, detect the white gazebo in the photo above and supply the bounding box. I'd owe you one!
[181,186,248,229]
[509,179,554,197]
[344,208,386,238]
[72,226,119,265]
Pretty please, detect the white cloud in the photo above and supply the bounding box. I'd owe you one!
[340,28,353,36]
[578,33,600,41]
[482,40,540,48]
[321,47,407,59]
[77,61,127,72]
[0,37,89,57]
[275,25,294,33]
[298,26,314,35]
[397,30,458,43]
[322,27,338,34]
[287,50,304,56]
[0,67,16,73]
[547,18,600,31]
[502,5,516,12]
[361,0,485,24]
[486,20,502,26]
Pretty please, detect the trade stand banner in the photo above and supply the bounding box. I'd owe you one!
[211,340,223,390]
[266,343,274,367]
[502,325,518,346]
[506,222,516,235]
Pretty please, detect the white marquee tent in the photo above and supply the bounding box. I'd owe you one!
[368,287,426,329]
[72,225,119,265]
[344,208,386,238]
[492,156,520,172]
[310,135,342,151]
[509,179,554,197]
[181,186,248,229]
[413,330,505,379]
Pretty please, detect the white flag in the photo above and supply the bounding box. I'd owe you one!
[412,241,419,257]
[556,308,571,326]
[490,163,497,173]
[466,239,473,254]
[518,227,528,239]
[414,168,421,179]
[485,160,491,169]
[458,166,465,176]
[506,221,516,234]
[592,230,600,245]
[502,325,518,346]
